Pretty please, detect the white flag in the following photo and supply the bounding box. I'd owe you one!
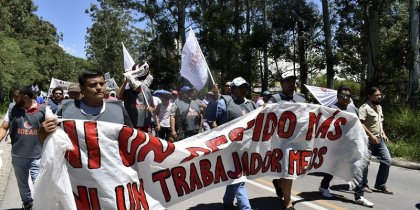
[304,84,355,107]
[180,29,209,91]
[122,42,135,72]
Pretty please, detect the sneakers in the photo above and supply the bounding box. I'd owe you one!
[319,187,333,198]
[355,197,374,207]
[363,185,373,193]
[272,179,283,198]
[375,185,394,194]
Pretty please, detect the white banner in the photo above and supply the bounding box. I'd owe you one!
[33,102,369,209]
[180,29,209,91]
[106,78,119,90]
[49,78,72,95]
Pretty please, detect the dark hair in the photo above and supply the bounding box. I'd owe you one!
[18,86,35,99]
[52,87,64,94]
[78,71,104,86]
[337,86,351,96]
[366,86,380,96]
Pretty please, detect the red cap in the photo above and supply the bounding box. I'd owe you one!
[171,90,179,96]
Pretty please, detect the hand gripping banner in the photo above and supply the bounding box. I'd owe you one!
[33,102,369,210]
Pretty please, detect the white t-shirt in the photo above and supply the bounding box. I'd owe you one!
[157,102,172,128]
[151,96,161,123]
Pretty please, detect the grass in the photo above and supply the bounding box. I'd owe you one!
[384,106,420,162]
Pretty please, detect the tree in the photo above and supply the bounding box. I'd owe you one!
[321,0,334,89]
[408,0,419,107]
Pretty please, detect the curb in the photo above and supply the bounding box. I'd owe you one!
[371,156,420,170]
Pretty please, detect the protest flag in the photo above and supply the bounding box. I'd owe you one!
[122,42,135,72]
[180,28,214,91]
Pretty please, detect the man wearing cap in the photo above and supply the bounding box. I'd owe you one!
[269,72,305,210]
[170,90,179,103]
[216,77,256,210]
[67,83,82,100]
[118,62,154,132]
[169,86,202,141]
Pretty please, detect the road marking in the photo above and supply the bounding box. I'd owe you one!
[248,178,346,210]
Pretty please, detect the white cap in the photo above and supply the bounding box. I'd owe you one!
[231,77,249,87]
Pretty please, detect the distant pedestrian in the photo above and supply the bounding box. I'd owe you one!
[67,83,82,100]
[155,93,172,141]
[359,87,393,195]
[47,87,64,114]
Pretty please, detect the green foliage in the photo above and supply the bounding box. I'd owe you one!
[384,106,420,161]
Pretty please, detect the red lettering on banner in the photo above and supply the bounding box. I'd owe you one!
[73,186,100,210]
[252,113,265,141]
[262,112,277,141]
[118,126,146,167]
[181,147,211,163]
[205,135,228,152]
[241,152,249,176]
[214,156,229,184]
[261,151,272,173]
[271,149,283,172]
[63,121,82,168]
[328,117,347,140]
[152,169,171,202]
[250,153,263,175]
[306,110,347,141]
[288,150,313,175]
[172,166,190,197]
[228,127,246,142]
[313,146,327,169]
[199,159,214,187]
[132,180,149,210]
[84,121,101,169]
[115,180,149,210]
[118,127,174,166]
[277,111,297,138]
[189,162,203,192]
[137,135,175,163]
[227,152,242,178]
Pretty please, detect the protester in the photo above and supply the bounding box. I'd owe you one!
[170,90,179,103]
[224,81,232,95]
[359,86,393,195]
[268,72,305,210]
[67,83,82,100]
[118,62,154,132]
[0,86,48,210]
[155,92,172,141]
[47,87,64,114]
[169,85,202,142]
[151,94,162,135]
[317,86,374,207]
[261,90,272,104]
[216,77,256,210]
[35,91,45,104]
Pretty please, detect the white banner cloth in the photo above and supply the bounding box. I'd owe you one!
[49,78,72,95]
[180,29,209,91]
[33,102,369,209]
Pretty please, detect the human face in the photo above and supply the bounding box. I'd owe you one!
[81,76,106,105]
[337,90,351,109]
[68,91,81,100]
[13,90,25,107]
[281,78,296,95]
[232,85,249,99]
[53,90,64,102]
[368,90,382,105]
[224,82,232,95]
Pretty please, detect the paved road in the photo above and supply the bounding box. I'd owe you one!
[1,141,419,210]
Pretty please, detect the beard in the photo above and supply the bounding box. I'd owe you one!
[372,100,381,105]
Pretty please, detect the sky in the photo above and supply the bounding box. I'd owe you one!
[33,0,95,58]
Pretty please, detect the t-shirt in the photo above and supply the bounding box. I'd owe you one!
[157,102,172,128]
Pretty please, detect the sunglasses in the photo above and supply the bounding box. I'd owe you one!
[338,93,351,99]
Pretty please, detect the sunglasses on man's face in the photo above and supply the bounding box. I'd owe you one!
[338,93,351,100]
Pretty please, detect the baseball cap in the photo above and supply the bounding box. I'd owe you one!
[280,71,297,82]
[68,83,81,93]
[180,86,193,92]
[171,90,179,96]
[231,77,249,87]
[262,90,271,96]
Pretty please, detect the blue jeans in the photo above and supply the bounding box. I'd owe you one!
[368,138,391,189]
[223,182,251,210]
[354,163,369,200]
[12,157,40,203]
